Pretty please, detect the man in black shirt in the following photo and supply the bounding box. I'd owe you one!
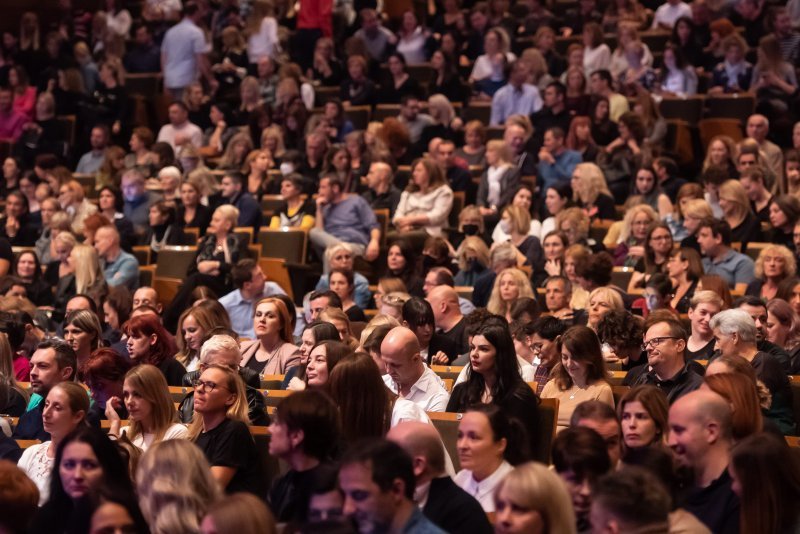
[529,82,572,154]
[388,421,492,534]
[267,389,340,524]
[624,318,703,404]
[735,296,792,372]
[435,140,472,195]
[668,390,740,534]
[361,162,402,218]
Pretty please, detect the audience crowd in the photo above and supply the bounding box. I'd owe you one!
[1,0,800,532]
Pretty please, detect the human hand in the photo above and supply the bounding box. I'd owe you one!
[365,240,380,261]
[544,259,561,276]
[105,396,122,422]
[628,246,645,257]
[431,351,449,365]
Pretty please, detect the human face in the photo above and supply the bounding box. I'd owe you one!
[43,387,83,439]
[746,116,768,143]
[306,344,330,387]
[579,417,621,466]
[765,311,789,347]
[90,502,135,534]
[561,345,588,384]
[649,227,673,256]
[543,131,561,152]
[469,334,497,377]
[666,252,688,279]
[93,227,115,258]
[126,331,156,362]
[168,104,187,125]
[696,226,719,256]
[340,459,399,534]
[308,490,344,523]
[329,272,351,301]
[180,183,199,206]
[181,313,205,353]
[543,235,565,261]
[791,282,800,315]
[280,179,300,201]
[308,297,331,322]
[762,251,786,279]
[254,301,283,339]
[530,333,559,369]
[588,293,613,326]
[545,188,567,216]
[220,176,238,198]
[631,212,652,240]
[498,273,520,303]
[30,348,67,395]
[712,328,737,358]
[4,193,24,218]
[58,184,75,208]
[192,368,235,414]
[386,245,406,271]
[329,249,354,272]
[90,127,107,150]
[739,303,767,342]
[668,399,709,469]
[121,178,144,202]
[16,252,36,279]
[643,322,683,370]
[59,442,103,500]
[299,329,316,362]
[64,323,93,357]
[621,400,659,449]
[512,188,532,211]
[544,279,569,312]
[769,202,789,229]
[122,378,153,425]
[457,410,505,473]
[132,287,158,309]
[688,302,719,338]
[560,469,592,518]
[208,210,231,235]
[504,125,526,155]
[411,162,430,190]
[635,170,656,195]
[494,486,544,534]
[98,189,116,212]
[708,140,728,165]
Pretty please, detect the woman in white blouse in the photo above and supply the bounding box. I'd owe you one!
[396,10,430,64]
[245,0,280,65]
[477,140,520,225]
[106,364,188,452]
[393,157,454,237]
[582,22,611,76]
[454,405,520,513]
[658,43,698,97]
[18,382,89,505]
[469,27,516,97]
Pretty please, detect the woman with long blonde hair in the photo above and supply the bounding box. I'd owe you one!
[487,267,534,320]
[188,364,267,494]
[571,162,615,221]
[175,303,231,371]
[718,179,763,250]
[106,364,187,451]
[218,131,254,171]
[66,243,108,309]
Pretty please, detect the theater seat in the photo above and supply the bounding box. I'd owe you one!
[698,118,743,148]
[259,258,294,299]
[428,412,462,472]
[155,246,198,279]
[257,227,308,265]
[531,396,559,464]
[705,94,755,123]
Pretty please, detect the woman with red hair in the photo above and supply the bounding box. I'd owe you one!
[124,314,185,386]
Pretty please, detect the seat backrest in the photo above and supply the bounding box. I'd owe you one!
[260,376,285,390]
[532,396,559,463]
[261,389,293,408]
[431,365,464,382]
[610,267,634,290]
[790,376,800,432]
[705,95,755,121]
[168,385,192,404]
[698,118,743,148]
[659,96,705,126]
[257,228,308,265]
[155,246,198,278]
[449,191,465,228]
[608,371,627,386]
[428,412,463,472]
[259,257,294,299]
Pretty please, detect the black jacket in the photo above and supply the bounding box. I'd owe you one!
[423,476,493,534]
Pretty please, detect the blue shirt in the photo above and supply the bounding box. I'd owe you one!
[103,250,140,290]
[322,195,379,247]
[402,507,446,534]
[75,150,105,174]
[537,149,582,192]
[702,248,755,287]
[490,83,542,125]
[218,282,287,339]
[161,18,208,89]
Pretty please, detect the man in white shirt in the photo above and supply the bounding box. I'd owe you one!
[160,2,214,98]
[652,0,692,30]
[156,101,203,151]
[381,326,450,412]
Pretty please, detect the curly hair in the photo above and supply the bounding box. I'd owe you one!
[754,245,796,281]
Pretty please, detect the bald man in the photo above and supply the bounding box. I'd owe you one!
[94,225,140,290]
[381,327,450,412]
[668,390,739,534]
[388,422,492,534]
[362,161,402,217]
[426,285,467,357]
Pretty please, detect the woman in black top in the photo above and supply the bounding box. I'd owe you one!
[89,58,129,139]
[176,179,212,235]
[124,314,186,386]
[385,239,424,297]
[189,364,266,496]
[142,201,190,262]
[589,96,619,147]
[379,53,422,104]
[97,186,136,251]
[447,316,540,461]
[340,55,376,107]
[768,195,800,252]
[308,37,344,87]
[328,268,367,323]
[430,49,468,106]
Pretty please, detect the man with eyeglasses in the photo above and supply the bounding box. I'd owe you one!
[623,318,703,404]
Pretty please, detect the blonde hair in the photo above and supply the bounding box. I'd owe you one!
[71,244,105,295]
[204,493,277,534]
[503,205,531,235]
[458,205,485,234]
[260,125,286,158]
[0,332,29,405]
[219,132,254,170]
[494,462,577,534]
[214,205,240,230]
[572,163,611,206]
[486,139,512,165]
[122,364,179,444]
[358,315,401,348]
[487,268,534,316]
[718,180,752,223]
[702,135,737,171]
[136,439,221,534]
[754,245,796,280]
[682,198,714,220]
[187,364,250,441]
[588,286,625,314]
[457,235,491,271]
[689,289,724,309]
[619,204,657,242]
[427,94,455,125]
[556,207,590,242]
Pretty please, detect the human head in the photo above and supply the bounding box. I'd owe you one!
[43,381,90,442]
[30,339,77,396]
[710,308,757,357]
[552,427,612,521]
[617,386,669,451]
[668,390,733,471]
[702,372,762,440]
[82,348,131,407]
[269,389,340,462]
[571,401,622,467]
[554,325,608,389]
[589,467,671,534]
[0,461,39,533]
[379,326,424,389]
[642,319,687,374]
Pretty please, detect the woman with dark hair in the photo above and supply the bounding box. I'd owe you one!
[664,247,703,313]
[670,16,705,68]
[268,174,315,230]
[124,314,185,386]
[87,488,150,534]
[769,195,800,251]
[541,325,613,432]
[176,178,212,235]
[453,404,527,512]
[596,310,645,370]
[340,55,376,107]
[0,190,39,246]
[429,48,468,105]
[730,433,800,534]
[589,97,619,147]
[328,268,366,322]
[96,185,135,250]
[402,297,459,365]
[766,298,800,374]
[540,182,574,238]
[379,53,422,104]
[12,249,52,305]
[239,297,301,377]
[141,200,188,261]
[30,426,135,534]
[321,144,355,192]
[303,340,351,390]
[447,316,539,457]
[598,111,648,203]
[659,41,699,96]
[384,239,424,297]
[552,426,611,532]
[616,385,669,451]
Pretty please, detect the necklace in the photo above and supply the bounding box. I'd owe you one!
[569,384,583,400]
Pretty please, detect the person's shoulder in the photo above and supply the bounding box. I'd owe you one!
[165,423,189,439]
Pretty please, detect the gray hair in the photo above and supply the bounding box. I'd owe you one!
[709,309,756,344]
[491,242,518,269]
[199,335,241,364]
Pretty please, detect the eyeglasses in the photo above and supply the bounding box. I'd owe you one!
[641,336,678,351]
[192,379,230,393]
